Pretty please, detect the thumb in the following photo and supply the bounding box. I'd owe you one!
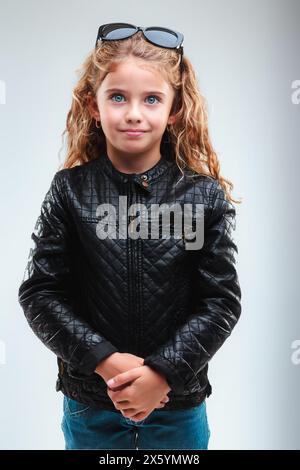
[106,366,143,389]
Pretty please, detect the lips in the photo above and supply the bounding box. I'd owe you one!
[121,129,147,137]
[121,129,147,132]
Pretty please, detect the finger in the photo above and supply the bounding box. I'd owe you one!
[107,383,128,394]
[130,411,148,422]
[109,383,129,392]
[119,406,137,415]
[123,409,147,420]
[113,401,130,411]
[107,384,131,397]
[107,367,142,389]
[113,398,130,407]
[107,387,130,402]
[118,405,138,416]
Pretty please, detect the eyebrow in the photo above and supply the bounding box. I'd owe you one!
[104,88,166,96]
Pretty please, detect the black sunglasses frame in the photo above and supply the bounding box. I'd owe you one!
[95,23,184,73]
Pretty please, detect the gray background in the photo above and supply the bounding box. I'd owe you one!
[0,0,299,449]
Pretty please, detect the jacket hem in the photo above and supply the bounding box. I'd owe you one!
[56,373,210,412]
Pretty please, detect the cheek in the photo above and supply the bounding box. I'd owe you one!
[149,114,169,130]
[102,109,122,128]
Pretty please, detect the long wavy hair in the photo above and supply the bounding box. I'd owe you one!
[59,31,241,204]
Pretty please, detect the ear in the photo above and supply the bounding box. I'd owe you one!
[87,93,101,121]
[167,114,176,126]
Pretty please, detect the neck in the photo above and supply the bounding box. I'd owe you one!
[105,148,162,175]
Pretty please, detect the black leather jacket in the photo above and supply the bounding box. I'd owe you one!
[18,151,242,412]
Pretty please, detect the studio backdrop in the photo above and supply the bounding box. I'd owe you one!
[0,0,299,450]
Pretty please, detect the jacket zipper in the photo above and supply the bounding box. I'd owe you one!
[126,180,143,356]
[135,189,142,356]
[127,181,138,355]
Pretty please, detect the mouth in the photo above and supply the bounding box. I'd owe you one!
[121,130,148,137]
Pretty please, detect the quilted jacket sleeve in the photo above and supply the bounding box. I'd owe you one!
[18,171,119,376]
[143,180,242,394]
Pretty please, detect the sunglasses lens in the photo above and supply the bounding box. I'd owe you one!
[144,28,179,48]
[102,24,137,40]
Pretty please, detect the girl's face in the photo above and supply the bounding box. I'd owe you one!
[89,58,177,163]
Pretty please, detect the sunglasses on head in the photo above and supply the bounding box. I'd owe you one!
[95,22,184,73]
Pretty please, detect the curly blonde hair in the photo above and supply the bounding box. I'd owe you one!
[59,31,241,205]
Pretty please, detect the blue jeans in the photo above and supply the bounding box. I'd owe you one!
[61,396,211,450]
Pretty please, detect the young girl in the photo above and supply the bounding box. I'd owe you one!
[18,23,242,450]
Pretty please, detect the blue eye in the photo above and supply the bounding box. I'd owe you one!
[146,95,160,104]
[110,94,124,102]
[109,93,160,104]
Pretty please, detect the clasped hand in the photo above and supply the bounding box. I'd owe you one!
[106,365,171,422]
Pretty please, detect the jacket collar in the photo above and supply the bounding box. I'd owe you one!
[98,151,175,193]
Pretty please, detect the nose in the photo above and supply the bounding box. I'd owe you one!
[125,102,143,122]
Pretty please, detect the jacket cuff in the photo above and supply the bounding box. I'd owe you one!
[75,341,119,376]
[143,355,185,394]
